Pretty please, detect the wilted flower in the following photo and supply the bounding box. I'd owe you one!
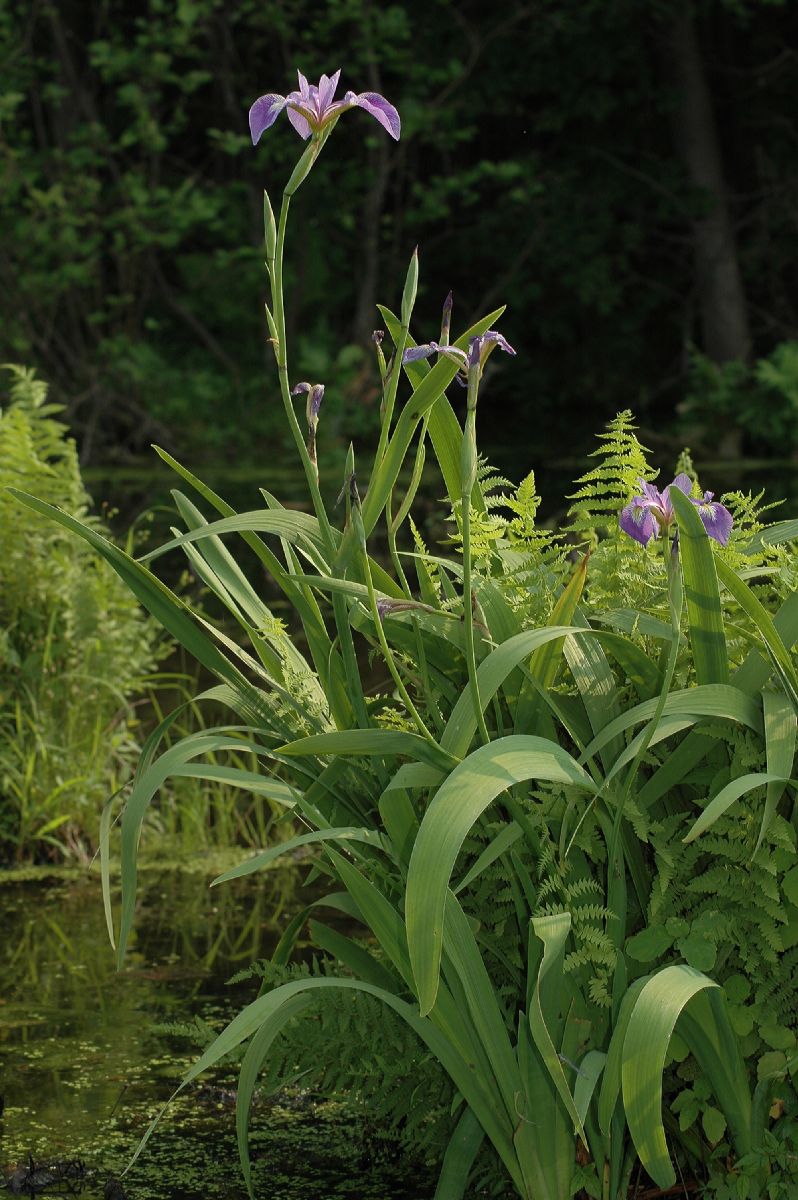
[466,330,516,372]
[291,382,324,477]
[402,328,515,382]
[620,473,733,547]
[249,69,400,145]
[376,597,436,622]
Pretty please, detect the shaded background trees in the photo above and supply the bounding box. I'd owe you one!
[0,0,796,483]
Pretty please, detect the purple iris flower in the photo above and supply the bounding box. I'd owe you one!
[402,340,462,367]
[620,473,733,547]
[249,70,400,145]
[402,329,515,381]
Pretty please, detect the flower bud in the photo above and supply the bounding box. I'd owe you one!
[439,291,453,348]
[372,330,387,386]
[263,190,277,260]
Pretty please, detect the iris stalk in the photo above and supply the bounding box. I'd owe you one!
[461,363,490,746]
[269,130,336,544]
[267,124,368,729]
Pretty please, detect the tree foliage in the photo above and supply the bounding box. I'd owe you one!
[0,0,796,467]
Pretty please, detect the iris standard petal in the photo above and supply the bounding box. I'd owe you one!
[619,501,657,546]
[638,479,662,505]
[669,473,693,497]
[661,473,693,518]
[249,94,287,145]
[318,70,341,109]
[349,91,401,140]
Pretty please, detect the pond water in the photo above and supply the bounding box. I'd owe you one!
[0,865,437,1199]
[84,452,798,568]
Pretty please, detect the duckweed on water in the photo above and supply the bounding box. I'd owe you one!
[0,869,439,1199]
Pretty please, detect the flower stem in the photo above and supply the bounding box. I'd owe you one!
[461,368,490,746]
[271,190,333,547]
[268,140,368,730]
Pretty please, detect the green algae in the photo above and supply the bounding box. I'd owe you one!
[0,867,438,1199]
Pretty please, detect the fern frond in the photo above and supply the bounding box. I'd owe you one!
[565,410,656,540]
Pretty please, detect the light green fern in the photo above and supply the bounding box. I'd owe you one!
[566,409,656,541]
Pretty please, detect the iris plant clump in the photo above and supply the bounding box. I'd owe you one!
[14,63,798,1200]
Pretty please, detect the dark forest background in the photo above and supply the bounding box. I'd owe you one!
[1,0,797,496]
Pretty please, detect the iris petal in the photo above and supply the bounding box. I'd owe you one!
[318,70,341,109]
[402,344,438,363]
[695,501,733,546]
[619,501,657,546]
[250,73,400,143]
[349,91,401,140]
[285,105,312,139]
[248,94,287,145]
[620,473,733,548]
[639,479,662,504]
[670,473,693,497]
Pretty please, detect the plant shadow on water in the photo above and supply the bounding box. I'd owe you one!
[0,868,438,1199]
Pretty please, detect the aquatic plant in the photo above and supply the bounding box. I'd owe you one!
[10,64,798,1200]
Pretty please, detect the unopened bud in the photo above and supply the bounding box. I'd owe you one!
[337,444,360,510]
[372,330,387,387]
[264,305,279,358]
[263,190,277,260]
[440,291,453,348]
